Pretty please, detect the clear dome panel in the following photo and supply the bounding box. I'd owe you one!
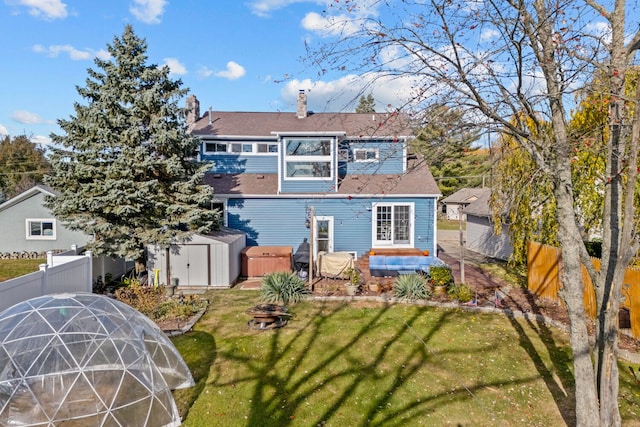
[0,293,194,426]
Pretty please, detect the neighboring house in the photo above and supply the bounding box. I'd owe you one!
[0,185,90,254]
[441,188,491,221]
[463,190,513,261]
[187,91,442,259]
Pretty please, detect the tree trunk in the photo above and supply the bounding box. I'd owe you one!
[555,186,600,426]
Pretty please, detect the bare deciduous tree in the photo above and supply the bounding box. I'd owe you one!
[306,1,640,424]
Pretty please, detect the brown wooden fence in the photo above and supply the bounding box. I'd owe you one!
[527,241,640,339]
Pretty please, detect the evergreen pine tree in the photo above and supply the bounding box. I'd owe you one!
[45,25,219,261]
[411,105,488,196]
[355,94,375,113]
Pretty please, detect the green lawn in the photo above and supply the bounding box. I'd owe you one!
[438,218,465,231]
[172,290,640,426]
[0,259,45,282]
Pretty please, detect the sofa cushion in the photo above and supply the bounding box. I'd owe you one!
[368,254,447,277]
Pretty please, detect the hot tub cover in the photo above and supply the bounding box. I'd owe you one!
[0,292,194,426]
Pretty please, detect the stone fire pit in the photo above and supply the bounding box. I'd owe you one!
[246,304,290,330]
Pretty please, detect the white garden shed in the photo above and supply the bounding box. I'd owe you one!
[147,227,246,290]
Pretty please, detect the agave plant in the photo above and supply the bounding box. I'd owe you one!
[394,273,430,301]
[260,271,311,305]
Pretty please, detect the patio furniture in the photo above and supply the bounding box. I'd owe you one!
[316,251,355,279]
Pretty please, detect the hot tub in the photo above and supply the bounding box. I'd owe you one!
[241,246,292,277]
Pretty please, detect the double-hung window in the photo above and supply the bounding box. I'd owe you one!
[26,218,56,240]
[284,138,333,179]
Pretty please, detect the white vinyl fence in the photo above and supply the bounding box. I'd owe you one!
[0,251,93,313]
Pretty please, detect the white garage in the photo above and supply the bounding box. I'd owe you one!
[148,227,246,290]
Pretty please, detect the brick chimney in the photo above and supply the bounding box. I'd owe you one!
[296,89,307,119]
[186,95,200,131]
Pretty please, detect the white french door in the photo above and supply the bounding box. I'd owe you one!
[372,203,413,247]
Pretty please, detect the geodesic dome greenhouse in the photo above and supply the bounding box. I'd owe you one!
[0,293,194,426]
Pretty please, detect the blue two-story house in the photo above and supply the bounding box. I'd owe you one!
[187,91,441,260]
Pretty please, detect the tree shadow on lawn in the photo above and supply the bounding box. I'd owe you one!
[209,300,571,426]
[503,311,576,425]
[171,330,217,420]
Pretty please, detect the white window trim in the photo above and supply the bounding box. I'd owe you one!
[211,198,228,227]
[371,202,414,248]
[26,218,57,240]
[313,216,334,256]
[353,148,379,162]
[283,138,334,180]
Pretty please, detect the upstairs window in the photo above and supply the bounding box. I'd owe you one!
[284,138,333,179]
[26,219,56,240]
[354,148,379,162]
[204,142,227,153]
[203,141,277,154]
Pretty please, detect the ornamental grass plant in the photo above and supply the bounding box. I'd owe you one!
[394,273,431,301]
[260,271,311,305]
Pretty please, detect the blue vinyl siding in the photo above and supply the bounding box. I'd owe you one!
[339,140,405,174]
[203,154,278,174]
[226,197,436,257]
[279,179,338,193]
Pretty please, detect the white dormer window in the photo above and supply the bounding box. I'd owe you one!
[353,148,379,162]
[284,138,333,179]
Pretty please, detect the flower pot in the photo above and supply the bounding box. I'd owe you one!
[345,284,358,296]
[433,285,447,296]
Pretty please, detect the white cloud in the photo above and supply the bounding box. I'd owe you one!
[30,134,53,146]
[10,0,68,20]
[282,73,417,113]
[163,57,187,76]
[215,61,246,80]
[302,12,361,37]
[32,44,109,61]
[248,0,321,18]
[129,0,166,24]
[197,65,213,79]
[11,110,52,125]
[480,28,500,43]
[0,123,8,136]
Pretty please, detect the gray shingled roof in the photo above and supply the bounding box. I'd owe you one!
[441,187,491,204]
[191,110,414,139]
[203,158,441,197]
[462,191,492,217]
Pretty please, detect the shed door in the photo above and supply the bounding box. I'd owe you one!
[170,244,209,287]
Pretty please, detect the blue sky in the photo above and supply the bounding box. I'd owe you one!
[1,0,402,145]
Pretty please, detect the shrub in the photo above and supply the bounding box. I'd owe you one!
[114,280,207,322]
[114,279,165,317]
[447,282,474,303]
[394,273,430,301]
[260,271,311,305]
[428,266,454,287]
